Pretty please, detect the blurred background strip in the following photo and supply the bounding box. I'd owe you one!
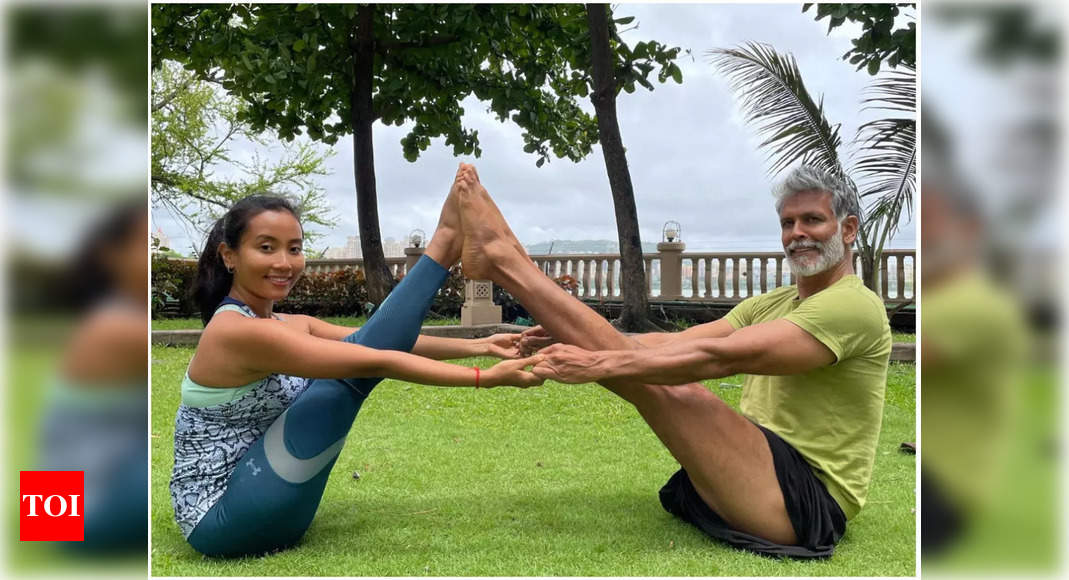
[4,0,148,577]
[921,0,1062,576]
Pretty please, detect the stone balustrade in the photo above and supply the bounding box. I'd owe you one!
[530,248,914,304]
[167,247,915,325]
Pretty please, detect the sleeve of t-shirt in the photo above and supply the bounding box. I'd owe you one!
[784,286,884,363]
[724,295,758,330]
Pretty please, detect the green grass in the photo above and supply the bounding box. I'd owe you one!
[151,346,915,576]
[153,316,460,330]
[7,344,147,575]
[891,332,915,344]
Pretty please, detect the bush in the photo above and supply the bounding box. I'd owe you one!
[151,256,197,319]
[278,269,371,317]
[151,260,473,320]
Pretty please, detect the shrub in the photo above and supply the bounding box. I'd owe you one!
[151,256,197,319]
[277,269,371,317]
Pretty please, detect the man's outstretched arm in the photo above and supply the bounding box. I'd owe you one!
[532,319,836,385]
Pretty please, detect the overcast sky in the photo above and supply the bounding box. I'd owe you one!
[152,3,918,256]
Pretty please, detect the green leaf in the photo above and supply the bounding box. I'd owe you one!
[867,59,880,75]
[293,39,306,52]
[669,63,682,84]
[614,16,635,25]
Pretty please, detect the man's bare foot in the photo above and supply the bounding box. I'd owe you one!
[423,165,466,268]
[466,165,530,259]
[457,164,526,280]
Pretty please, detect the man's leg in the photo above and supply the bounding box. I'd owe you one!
[186,169,465,557]
[456,165,797,544]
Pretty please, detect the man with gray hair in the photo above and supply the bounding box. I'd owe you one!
[454,162,892,558]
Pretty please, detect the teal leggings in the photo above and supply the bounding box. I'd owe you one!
[187,255,449,557]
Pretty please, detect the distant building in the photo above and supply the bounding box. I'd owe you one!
[323,235,407,259]
[151,227,171,253]
[324,236,361,259]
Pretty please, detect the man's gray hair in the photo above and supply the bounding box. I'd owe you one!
[773,165,862,222]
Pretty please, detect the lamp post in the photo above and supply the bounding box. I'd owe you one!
[662,220,681,243]
[657,220,685,299]
[403,228,426,273]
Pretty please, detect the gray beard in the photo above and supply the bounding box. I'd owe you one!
[784,224,846,277]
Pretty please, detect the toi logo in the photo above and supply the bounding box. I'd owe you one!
[19,471,84,541]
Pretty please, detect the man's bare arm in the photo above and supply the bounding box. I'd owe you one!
[533,319,835,385]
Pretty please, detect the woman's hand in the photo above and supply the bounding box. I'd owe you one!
[519,325,558,356]
[480,333,522,359]
[531,344,611,384]
[480,355,545,388]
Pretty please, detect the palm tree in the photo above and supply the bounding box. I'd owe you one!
[710,42,916,292]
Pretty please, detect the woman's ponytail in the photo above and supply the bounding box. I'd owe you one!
[192,216,232,327]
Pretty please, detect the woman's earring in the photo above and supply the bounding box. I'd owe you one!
[226,265,235,274]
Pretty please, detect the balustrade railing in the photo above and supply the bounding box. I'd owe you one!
[170,249,915,305]
[529,249,914,304]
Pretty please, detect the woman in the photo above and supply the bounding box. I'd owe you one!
[43,198,147,554]
[170,166,542,557]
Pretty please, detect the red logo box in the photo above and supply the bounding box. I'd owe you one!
[19,471,84,541]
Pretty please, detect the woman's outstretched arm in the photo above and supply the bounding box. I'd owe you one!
[294,314,521,359]
[194,313,542,388]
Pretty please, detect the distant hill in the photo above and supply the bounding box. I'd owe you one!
[525,239,659,255]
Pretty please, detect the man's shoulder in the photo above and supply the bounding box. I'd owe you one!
[810,275,884,311]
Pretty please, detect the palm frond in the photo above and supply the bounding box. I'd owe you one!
[853,65,916,245]
[861,65,915,113]
[855,120,916,246]
[709,42,843,177]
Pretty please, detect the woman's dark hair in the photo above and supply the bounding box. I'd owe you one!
[192,194,301,326]
[65,198,146,310]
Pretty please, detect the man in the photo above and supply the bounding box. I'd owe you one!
[454,163,891,558]
[919,125,1027,559]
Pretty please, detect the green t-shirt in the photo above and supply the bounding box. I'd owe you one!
[724,274,892,520]
[921,271,1027,513]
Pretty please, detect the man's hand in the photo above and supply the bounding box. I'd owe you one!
[531,343,612,384]
[481,333,522,358]
[519,325,558,356]
[481,355,546,388]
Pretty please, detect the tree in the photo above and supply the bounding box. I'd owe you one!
[802,3,916,75]
[151,60,335,247]
[711,42,915,292]
[152,4,682,308]
[584,5,675,331]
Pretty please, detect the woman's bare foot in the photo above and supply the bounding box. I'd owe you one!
[456,164,527,280]
[422,165,466,268]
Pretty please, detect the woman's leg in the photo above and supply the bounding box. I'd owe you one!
[187,171,465,557]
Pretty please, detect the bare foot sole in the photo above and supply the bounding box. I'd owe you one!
[457,167,523,280]
[467,166,530,260]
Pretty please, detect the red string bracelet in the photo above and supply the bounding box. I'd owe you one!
[473,366,480,389]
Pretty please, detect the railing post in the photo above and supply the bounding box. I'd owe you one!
[461,279,502,325]
[657,241,685,299]
[403,246,424,276]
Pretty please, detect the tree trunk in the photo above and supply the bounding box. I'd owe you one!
[351,5,395,306]
[585,4,652,332]
[859,249,879,293]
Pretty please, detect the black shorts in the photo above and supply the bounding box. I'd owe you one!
[659,424,847,558]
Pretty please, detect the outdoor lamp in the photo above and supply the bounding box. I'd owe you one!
[408,229,426,248]
[662,221,681,243]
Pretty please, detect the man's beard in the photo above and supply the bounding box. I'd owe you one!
[784,224,846,277]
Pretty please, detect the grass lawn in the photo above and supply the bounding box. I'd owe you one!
[152,316,461,330]
[150,346,916,576]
